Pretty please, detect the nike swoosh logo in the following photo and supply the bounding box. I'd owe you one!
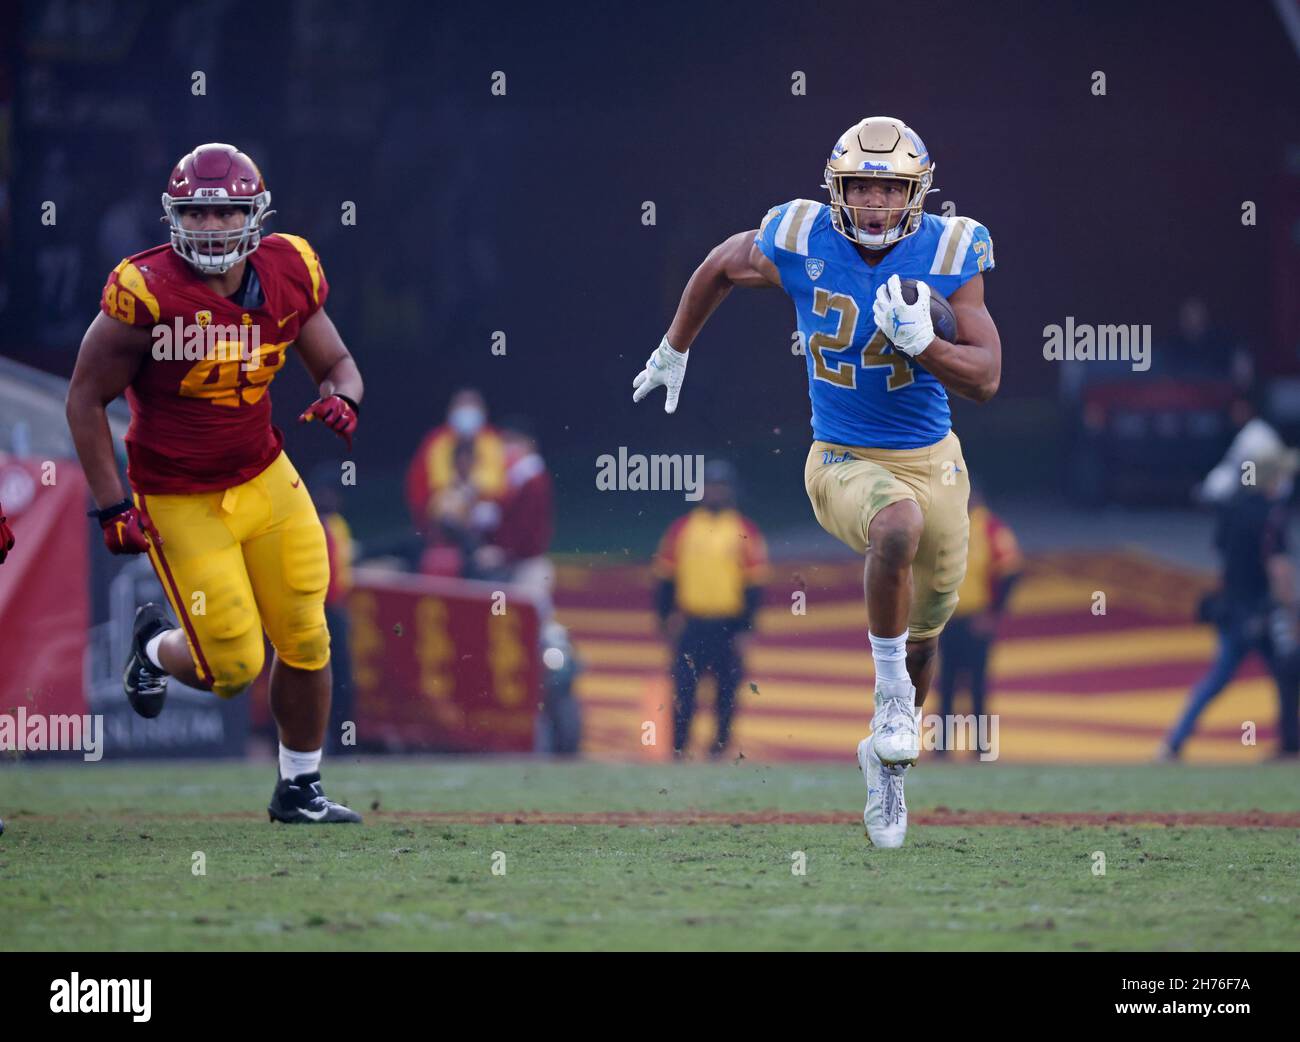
[291,478,301,488]
[297,805,330,821]
[277,311,299,328]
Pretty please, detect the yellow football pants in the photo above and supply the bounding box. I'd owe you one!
[135,450,331,698]
[803,430,971,641]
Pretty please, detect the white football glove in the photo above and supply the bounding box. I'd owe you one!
[872,274,935,358]
[632,337,690,414]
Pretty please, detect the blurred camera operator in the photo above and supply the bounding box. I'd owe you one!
[1159,440,1300,760]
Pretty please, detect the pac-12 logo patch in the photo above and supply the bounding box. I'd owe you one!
[805,257,825,281]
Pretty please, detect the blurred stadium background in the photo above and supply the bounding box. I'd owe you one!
[2,0,1299,768]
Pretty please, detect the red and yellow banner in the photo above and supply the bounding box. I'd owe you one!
[348,569,541,752]
[0,458,89,718]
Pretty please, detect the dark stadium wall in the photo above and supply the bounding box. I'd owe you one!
[3,0,1296,546]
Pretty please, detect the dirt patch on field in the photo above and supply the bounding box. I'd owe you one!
[373,809,1300,828]
[10,809,1296,827]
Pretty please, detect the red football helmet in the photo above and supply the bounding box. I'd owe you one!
[161,143,274,274]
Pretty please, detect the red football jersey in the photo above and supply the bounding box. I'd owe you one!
[100,233,329,494]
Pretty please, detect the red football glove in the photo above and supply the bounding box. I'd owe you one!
[96,500,161,555]
[298,393,358,450]
[0,503,14,564]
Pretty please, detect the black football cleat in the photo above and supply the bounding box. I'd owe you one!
[123,603,172,719]
[268,772,363,824]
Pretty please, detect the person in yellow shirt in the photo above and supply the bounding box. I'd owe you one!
[935,488,1022,754]
[653,462,770,758]
[404,388,506,550]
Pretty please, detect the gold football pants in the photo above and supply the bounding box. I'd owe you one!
[135,450,331,697]
[803,430,971,640]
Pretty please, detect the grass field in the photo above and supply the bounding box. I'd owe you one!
[1,758,1297,951]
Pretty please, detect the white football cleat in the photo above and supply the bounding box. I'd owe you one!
[871,678,920,768]
[857,736,908,848]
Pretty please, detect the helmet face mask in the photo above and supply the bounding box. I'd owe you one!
[161,144,274,275]
[163,196,272,274]
[822,117,934,251]
[826,172,930,249]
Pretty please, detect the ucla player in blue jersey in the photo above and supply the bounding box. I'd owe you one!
[633,116,1002,847]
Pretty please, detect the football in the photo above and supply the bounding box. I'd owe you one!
[899,278,958,343]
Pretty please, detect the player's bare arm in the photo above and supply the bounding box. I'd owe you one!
[912,272,1001,402]
[295,307,363,403]
[66,312,153,509]
[666,230,782,350]
[634,230,780,413]
[295,307,363,446]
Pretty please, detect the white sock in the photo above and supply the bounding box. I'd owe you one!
[144,631,170,672]
[869,630,909,684]
[279,744,322,781]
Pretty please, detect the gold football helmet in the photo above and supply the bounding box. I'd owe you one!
[823,116,934,250]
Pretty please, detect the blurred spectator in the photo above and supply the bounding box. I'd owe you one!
[935,488,1023,755]
[1166,297,1235,379]
[1197,388,1293,505]
[406,388,506,572]
[535,620,583,755]
[654,461,769,758]
[475,416,555,614]
[311,468,355,755]
[420,437,500,577]
[1159,441,1300,760]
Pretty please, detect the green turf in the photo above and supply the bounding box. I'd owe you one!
[1,760,1297,951]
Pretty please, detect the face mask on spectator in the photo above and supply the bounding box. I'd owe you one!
[450,405,485,437]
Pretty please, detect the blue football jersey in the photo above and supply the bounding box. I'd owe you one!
[755,201,994,449]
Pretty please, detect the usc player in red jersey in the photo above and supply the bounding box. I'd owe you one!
[66,143,363,823]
